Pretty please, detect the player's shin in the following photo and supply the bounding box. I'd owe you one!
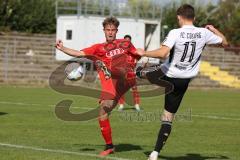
[154,121,172,153]
[99,118,113,146]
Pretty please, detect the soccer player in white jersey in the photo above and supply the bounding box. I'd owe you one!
[136,4,228,160]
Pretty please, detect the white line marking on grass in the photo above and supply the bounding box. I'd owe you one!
[192,114,240,121]
[0,101,44,106]
[0,101,94,110]
[1,100,240,121]
[0,142,133,160]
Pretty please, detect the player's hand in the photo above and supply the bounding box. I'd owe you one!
[205,25,217,32]
[136,48,145,56]
[55,39,64,50]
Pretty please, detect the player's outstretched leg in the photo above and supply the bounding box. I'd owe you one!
[95,60,111,79]
[136,65,162,79]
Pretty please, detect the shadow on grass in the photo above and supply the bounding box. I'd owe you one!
[79,148,96,151]
[115,143,143,152]
[144,152,229,160]
[118,107,139,111]
[0,112,8,116]
[74,143,142,152]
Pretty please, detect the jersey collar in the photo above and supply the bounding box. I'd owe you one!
[182,25,195,28]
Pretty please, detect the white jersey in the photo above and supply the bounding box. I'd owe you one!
[161,25,222,78]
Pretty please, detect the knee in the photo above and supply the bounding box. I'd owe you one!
[100,100,116,114]
[161,110,174,122]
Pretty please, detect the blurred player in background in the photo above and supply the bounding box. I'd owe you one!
[136,4,228,160]
[55,16,141,156]
[118,34,141,111]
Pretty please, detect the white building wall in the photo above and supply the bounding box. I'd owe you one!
[56,16,160,61]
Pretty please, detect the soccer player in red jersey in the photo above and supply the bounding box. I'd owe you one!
[55,16,141,156]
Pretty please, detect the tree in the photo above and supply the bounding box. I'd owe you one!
[0,0,21,31]
[0,0,56,33]
[211,0,240,45]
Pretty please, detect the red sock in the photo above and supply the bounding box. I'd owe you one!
[99,119,112,145]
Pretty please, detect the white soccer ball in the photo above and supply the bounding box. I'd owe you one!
[65,62,84,81]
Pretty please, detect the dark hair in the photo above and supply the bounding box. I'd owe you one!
[102,16,120,28]
[124,35,132,40]
[176,4,195,20]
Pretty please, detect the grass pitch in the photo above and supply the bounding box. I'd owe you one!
[0,86,239,160]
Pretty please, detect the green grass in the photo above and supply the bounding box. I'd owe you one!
[0,86,240,160]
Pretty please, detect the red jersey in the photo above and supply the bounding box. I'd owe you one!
[81,39,140,100]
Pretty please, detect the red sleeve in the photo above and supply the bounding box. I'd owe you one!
[128,42,141,60]
[81,44,99,61]
[81,44,98,56]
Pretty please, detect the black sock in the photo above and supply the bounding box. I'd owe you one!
[106,143,114,150]
[154,121,172,152]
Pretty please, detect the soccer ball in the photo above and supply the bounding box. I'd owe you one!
[65,62,84,81]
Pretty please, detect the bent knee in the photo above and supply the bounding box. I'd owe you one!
[100,100,117,113]
[161,110,174,122]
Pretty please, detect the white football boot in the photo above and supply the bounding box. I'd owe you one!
[147,151,158,160]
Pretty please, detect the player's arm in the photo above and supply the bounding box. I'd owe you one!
[205,25,228,47]
[136,45,170,59]
[136,29,176,59]
[55,39,86,57]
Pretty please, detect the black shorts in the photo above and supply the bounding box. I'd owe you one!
[146,68,191,113]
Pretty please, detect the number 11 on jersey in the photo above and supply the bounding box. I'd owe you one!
[180,41,196,63]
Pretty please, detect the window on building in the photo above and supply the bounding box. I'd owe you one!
[66,30,72,40]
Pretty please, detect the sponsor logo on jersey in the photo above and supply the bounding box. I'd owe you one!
[174,64,187,70]
[106,48,125,58]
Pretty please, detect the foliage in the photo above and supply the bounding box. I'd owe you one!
[161,0,240,45]
[211,0,240,45]
[0,0,56,33]
[0,0,239,45]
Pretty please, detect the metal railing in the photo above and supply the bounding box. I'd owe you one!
[55,0,162,19]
